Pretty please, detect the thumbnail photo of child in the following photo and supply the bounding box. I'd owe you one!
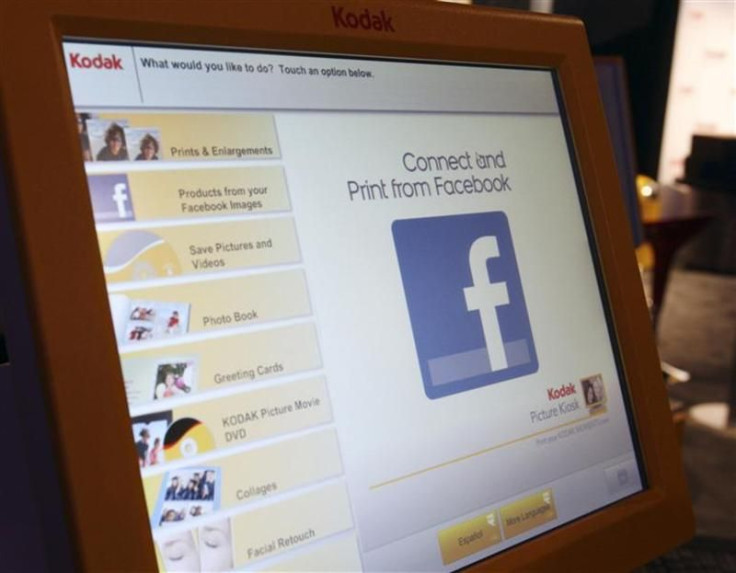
[122,355,199,408]
[154,360,196,401]
[125,127,162,161]
[87,118,130,162]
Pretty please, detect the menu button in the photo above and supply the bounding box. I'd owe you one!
[604,459,639,495]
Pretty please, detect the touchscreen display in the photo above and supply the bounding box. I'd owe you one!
[62,41,644,571]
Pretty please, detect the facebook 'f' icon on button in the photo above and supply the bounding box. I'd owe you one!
[392,212,538,399]
[88,173,135,223]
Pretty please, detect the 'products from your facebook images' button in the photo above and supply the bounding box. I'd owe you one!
[392,211,538,399]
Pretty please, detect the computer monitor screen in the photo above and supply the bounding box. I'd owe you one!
[60,38,646,571]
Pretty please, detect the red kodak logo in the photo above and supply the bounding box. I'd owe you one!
[331,6,395,32]
[547,383,577,401]
[69,53,123,70]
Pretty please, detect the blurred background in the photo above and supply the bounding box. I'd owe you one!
[462,0,736,569]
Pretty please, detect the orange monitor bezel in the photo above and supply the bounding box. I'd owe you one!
[0,1,693,570]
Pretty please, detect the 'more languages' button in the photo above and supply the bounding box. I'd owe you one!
[499,489,557,539]
[437,511,501,565]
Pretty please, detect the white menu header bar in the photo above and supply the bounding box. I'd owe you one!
[63,41,559,114]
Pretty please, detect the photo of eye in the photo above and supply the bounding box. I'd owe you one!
[198,519,233,571]
[157,529,200,572]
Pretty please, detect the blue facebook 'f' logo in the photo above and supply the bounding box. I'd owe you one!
[392,212,537,399]
[88,174,135,223]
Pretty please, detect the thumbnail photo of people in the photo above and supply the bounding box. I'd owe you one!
[131,411,172,469]
[76,112,96,162]
[154,360,196,401]
[581,374,607,414]
[126,301,189,342]
[109,294,190,345]
[156,518,233,572]
[164,468,218,502]
[154,467,220,529]
[121,355,199,408]
[125,127,162,161]
[87,118,130,161]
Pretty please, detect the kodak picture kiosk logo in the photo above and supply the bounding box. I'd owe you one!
[393,212,538,399]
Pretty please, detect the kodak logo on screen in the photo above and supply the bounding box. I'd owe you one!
[64,44,139,105]
[392,212,538,399]
[69,53,124,70]
[331,7,395,32]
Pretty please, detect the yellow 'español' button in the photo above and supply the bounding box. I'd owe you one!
[437,511,501,565]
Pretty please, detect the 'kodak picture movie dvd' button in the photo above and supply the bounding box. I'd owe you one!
[437,511,501,565]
